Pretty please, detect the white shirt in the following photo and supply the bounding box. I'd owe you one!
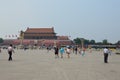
[103,48,109,54]
[67,48,70,53]
[8,46,13,52]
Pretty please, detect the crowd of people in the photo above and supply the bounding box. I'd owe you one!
[53,46,87,59]
[0,44,115,63]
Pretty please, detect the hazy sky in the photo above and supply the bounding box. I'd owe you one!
[0,0,120,43]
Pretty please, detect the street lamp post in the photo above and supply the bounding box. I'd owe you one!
[81,38,84,49]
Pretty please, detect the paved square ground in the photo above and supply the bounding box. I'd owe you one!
[0,49,120,80]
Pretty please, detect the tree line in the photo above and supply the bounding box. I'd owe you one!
[73,37,120,45]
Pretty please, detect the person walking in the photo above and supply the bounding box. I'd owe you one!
[78,47,81,54]
[59,47,65,58]
[75,47,78,55]
[54,46,59,58]
[82,48,86,56]
[66,47,71,58]
[103,47,109,63]
[8,44,14,61]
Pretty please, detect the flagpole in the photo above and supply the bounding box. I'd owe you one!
[20,30,24,48]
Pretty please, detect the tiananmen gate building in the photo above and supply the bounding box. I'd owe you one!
[24,27,57,40]
[2,27,73,47]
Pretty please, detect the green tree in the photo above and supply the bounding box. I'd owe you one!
[89,40,95,44]
[73,38,90,47]
[73,38,81,45]
[102,39,108,45]
[84,39,89,45]
[0,38,3,43]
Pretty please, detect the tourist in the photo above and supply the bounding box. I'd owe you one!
[81,48,85,56]
[8,44,14,61]
[47,47,49,52]
[66,47,71,58]
[78,47,81,54]
[59,47,65,58]
[54,46,59,58]
[103,47,109,63]
[75,47,78,55]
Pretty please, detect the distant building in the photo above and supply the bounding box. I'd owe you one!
[1,27,73,47]
[57,36,69,40]
[23,27,57,39]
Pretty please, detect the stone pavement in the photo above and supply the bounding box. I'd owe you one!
[0,49,120,80]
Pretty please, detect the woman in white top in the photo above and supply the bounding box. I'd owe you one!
[66,47,71,58]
